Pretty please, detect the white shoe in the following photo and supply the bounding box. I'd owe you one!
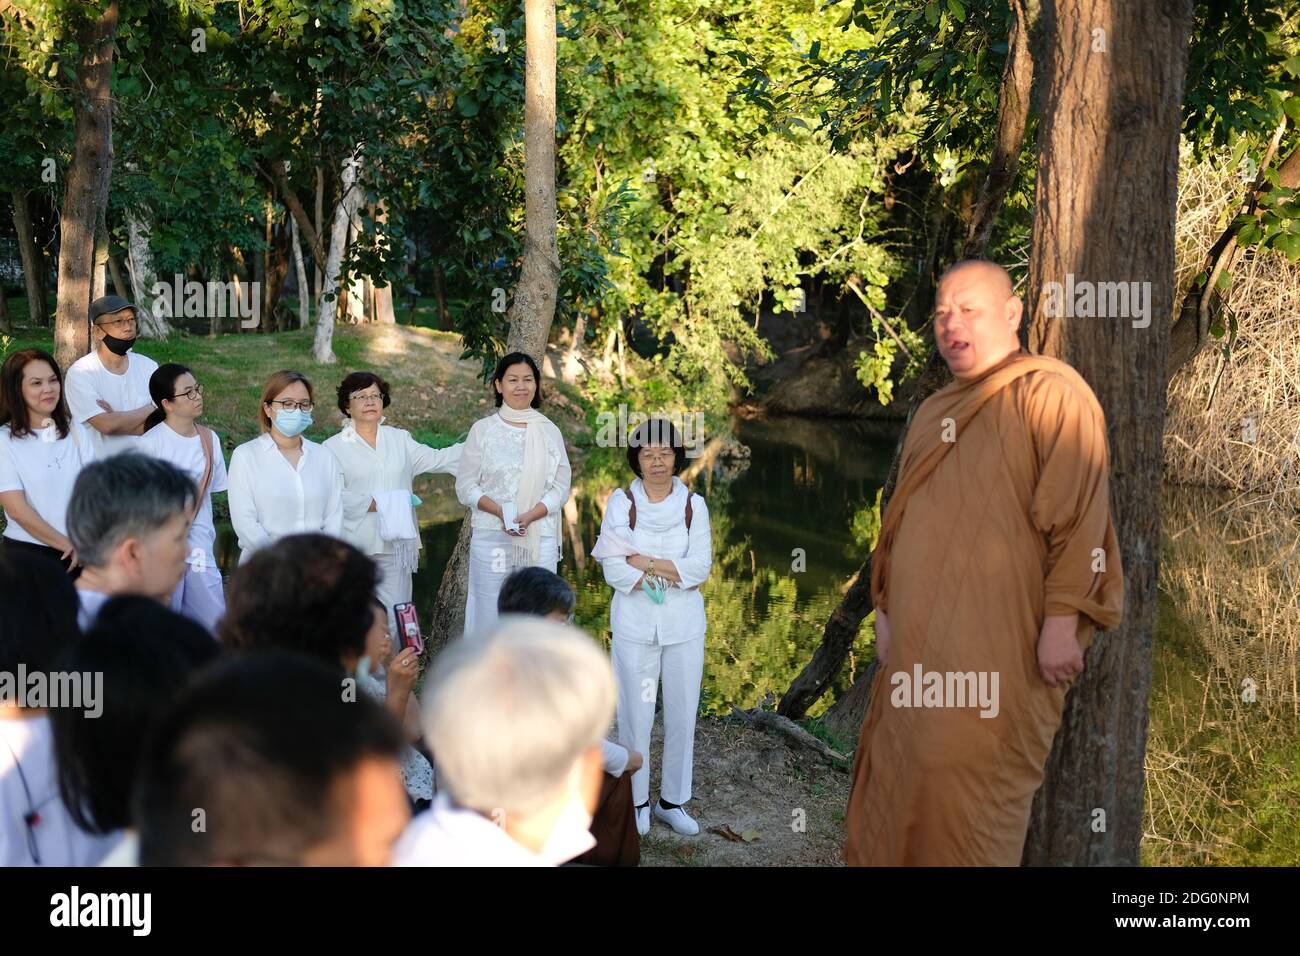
[652,802,699,836]
[636,805,651,836]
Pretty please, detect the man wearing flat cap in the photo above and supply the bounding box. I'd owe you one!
[63,295,160,457]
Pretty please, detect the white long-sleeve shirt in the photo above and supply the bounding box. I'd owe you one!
[454,413,571,541]
[323,422,462,556]
[227,433,343,564]
[598,477,712,646]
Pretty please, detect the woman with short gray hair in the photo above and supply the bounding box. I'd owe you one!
[392,617,614,866]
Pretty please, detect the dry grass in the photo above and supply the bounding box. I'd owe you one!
[1165,146,1300,504]
[1145,487,1300,865]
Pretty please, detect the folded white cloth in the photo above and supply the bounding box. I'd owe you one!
[500,500,522,535]
[374,489,420,573]
[590,529,638,560]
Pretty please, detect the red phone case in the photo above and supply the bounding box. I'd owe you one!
[394,602,424,655]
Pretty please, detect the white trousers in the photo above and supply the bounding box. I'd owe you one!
[611,636,704,806]
[373,552,414,641]
[464,528,558,640]
[169,564,226,636]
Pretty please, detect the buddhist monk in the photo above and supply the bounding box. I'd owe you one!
[843,259,1124,866]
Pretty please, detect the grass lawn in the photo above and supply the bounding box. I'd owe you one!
[2,304,592,454]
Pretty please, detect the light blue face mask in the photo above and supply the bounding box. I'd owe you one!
[274,408,313,437]
[642,576,667,605]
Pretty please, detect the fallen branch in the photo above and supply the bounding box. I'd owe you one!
[728,706,849,765]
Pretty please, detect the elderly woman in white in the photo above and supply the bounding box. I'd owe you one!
[227,370,343,565]
[455,352,571,638]
[323,371,462,636]
[392,616,613,866]
[595,418,712,837]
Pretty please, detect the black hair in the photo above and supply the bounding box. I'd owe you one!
[491,351,542,409]
[337,371,391,418]
[145,363,195,432]
[497,566,576,618]
[134,651,404,866]
[51,596,220,834]
[0,549,80,674]
[219,534,379,667]
[626,418,687,478]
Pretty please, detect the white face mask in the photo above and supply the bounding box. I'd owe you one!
[535,773,596,866]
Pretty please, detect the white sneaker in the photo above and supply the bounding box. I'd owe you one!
[652,802,699,836]
[635,805,651,836]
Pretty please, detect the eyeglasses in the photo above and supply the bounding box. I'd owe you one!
[350,393,384,405]
[96,316,137,332]
[269,399,314,412]
[172,384,204,401]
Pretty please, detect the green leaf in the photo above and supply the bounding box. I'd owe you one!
[1274,231,1300,260]
[1284,96,1300,124]
[455,93,480,117]
[947,0,966,22]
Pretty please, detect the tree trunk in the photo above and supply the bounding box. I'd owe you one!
[264,207,291,332]
[11,189,48,327]
[1018,0,1191,867]
[345,208,367,324]
[430,0,562,648]
[290,214,310,328]
[92,205,109,302]
[312,153,364,364]
[106,252,128,297]
[314,160,325,303]
[963,0,1036,255]
[0,284,11,334]
[124,208,173,338]
[372,202,397,324]
[54,1,118,372]
[780,0,1036,722]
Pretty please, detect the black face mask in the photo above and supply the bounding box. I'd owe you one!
[100,333,135,356]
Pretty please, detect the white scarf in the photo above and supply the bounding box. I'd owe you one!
[497,404,552,567]
[631,477,689,532]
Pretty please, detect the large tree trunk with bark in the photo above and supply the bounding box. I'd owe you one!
[54,0,118,372]
[1019,0,1192,866]
[11,189,48,326]
[312,153,364,364]
[430,0,562,647]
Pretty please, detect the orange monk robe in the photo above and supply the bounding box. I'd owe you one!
[844,351,1124,866]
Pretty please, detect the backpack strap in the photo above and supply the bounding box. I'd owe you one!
[626,483,694,530]
[190,425,217,522]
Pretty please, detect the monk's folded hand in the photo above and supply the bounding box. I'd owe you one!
[874,608,891,666]
[1037,614,1083,687]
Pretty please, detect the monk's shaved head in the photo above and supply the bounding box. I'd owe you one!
[933,259,1023,381]
[939,259,1015,299]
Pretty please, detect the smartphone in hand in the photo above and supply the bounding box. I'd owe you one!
[394,602,424,655]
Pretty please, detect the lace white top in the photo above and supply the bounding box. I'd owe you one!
[360,674,434,802]
[455,412,571,541]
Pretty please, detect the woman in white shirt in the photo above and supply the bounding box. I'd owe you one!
[323,371,462,637]
[595,418,712,838]
[455,352,571,638]
[135,363,229,634]
[0,348,96,574]
[227,370,343,564]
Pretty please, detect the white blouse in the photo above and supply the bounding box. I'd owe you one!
[598,477,712,646]
[323,422,462,556]
[455,413,571,541]
[0,422,96,546]
[227,433,343,564]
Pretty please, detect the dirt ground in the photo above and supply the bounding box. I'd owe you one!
[637,716,851,867]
